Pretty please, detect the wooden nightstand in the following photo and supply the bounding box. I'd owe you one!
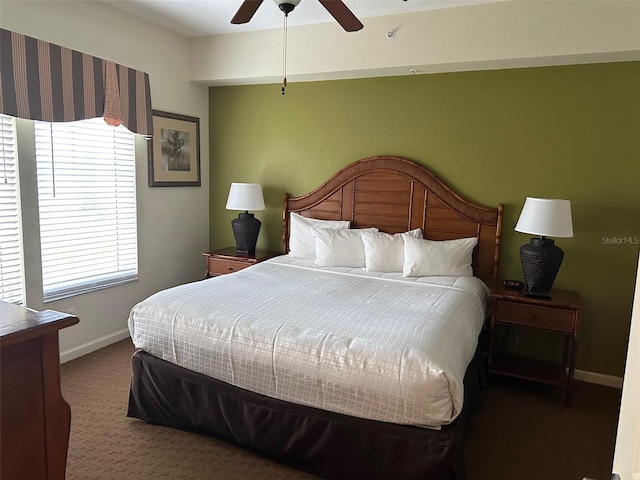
[203,247,281,277]
[488,283,583,406]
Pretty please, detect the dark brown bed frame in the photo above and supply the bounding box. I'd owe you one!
[128,156,503,480]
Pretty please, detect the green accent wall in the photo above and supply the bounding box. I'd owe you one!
[209,61,640,378]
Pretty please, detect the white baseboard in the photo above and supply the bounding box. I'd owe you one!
[575,369,623,389]
[60,329,130,364]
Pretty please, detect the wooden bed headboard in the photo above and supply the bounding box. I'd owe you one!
[283,156,503,282]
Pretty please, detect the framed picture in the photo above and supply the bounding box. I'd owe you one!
[148,110,201,187]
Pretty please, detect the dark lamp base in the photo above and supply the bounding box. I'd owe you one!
[520,237,564,299]
[231,212,261,255]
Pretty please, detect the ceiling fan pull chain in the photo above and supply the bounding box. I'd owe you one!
[282,13,288,95]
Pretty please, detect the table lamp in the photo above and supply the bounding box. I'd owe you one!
[225,183,265,255]
[514,197,573,298]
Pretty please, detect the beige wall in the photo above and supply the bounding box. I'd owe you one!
[1,0,210,360]
[191,0,640,86]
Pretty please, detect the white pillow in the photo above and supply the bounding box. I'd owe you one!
[361,228,423,273]
[288,212,350,259]
[311,227,378,267]
[402,235,478,277]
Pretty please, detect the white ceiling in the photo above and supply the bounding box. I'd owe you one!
[102,0,500,37]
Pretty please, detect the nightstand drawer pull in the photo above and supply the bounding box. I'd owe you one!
[495,301,575,333]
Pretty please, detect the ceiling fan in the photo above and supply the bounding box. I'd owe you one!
[231,0,364,32]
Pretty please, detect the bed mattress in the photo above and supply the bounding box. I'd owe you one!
[128,255,488,428]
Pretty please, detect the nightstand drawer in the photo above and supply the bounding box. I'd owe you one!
[207,259,250,275]
[495,301,575,333]
[203,248,281,278]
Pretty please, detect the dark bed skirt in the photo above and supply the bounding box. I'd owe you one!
[127,350,482,480]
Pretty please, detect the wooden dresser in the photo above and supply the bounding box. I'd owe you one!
[0,301,79,480]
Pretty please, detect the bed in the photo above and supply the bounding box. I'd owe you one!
[127,155,503,480]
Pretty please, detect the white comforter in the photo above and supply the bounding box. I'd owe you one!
[128,256,488,428]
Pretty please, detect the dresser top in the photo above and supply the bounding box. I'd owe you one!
[1,301,79,347]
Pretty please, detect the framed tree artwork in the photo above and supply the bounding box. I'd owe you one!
[148,110,201,187]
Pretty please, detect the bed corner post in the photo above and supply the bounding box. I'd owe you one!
[493,203,504,281]
[282,193,291,254]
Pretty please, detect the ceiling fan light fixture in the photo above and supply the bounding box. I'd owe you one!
[274,0,301,16]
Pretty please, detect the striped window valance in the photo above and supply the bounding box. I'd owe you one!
[0,28,152,135]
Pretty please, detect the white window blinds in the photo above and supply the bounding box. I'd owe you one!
[0,114,24,304]
[34,118,138,302]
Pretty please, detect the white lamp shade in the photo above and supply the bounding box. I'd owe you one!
[226,183,265,211]
[515,197,573,238]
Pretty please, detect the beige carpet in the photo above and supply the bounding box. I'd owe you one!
[61,339,620,480]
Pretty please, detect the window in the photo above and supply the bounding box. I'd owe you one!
[0,115,25,304]
[34,118,138,302]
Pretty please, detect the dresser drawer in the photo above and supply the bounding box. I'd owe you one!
[207,258,250,275]
[495,300,575,333]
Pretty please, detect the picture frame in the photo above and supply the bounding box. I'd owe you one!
[148,110,201,187]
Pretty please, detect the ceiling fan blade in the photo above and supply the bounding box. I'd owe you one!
[318,1,363,32]
[231,0,264,24]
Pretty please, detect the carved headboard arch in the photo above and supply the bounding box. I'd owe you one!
[283,155,503,282]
